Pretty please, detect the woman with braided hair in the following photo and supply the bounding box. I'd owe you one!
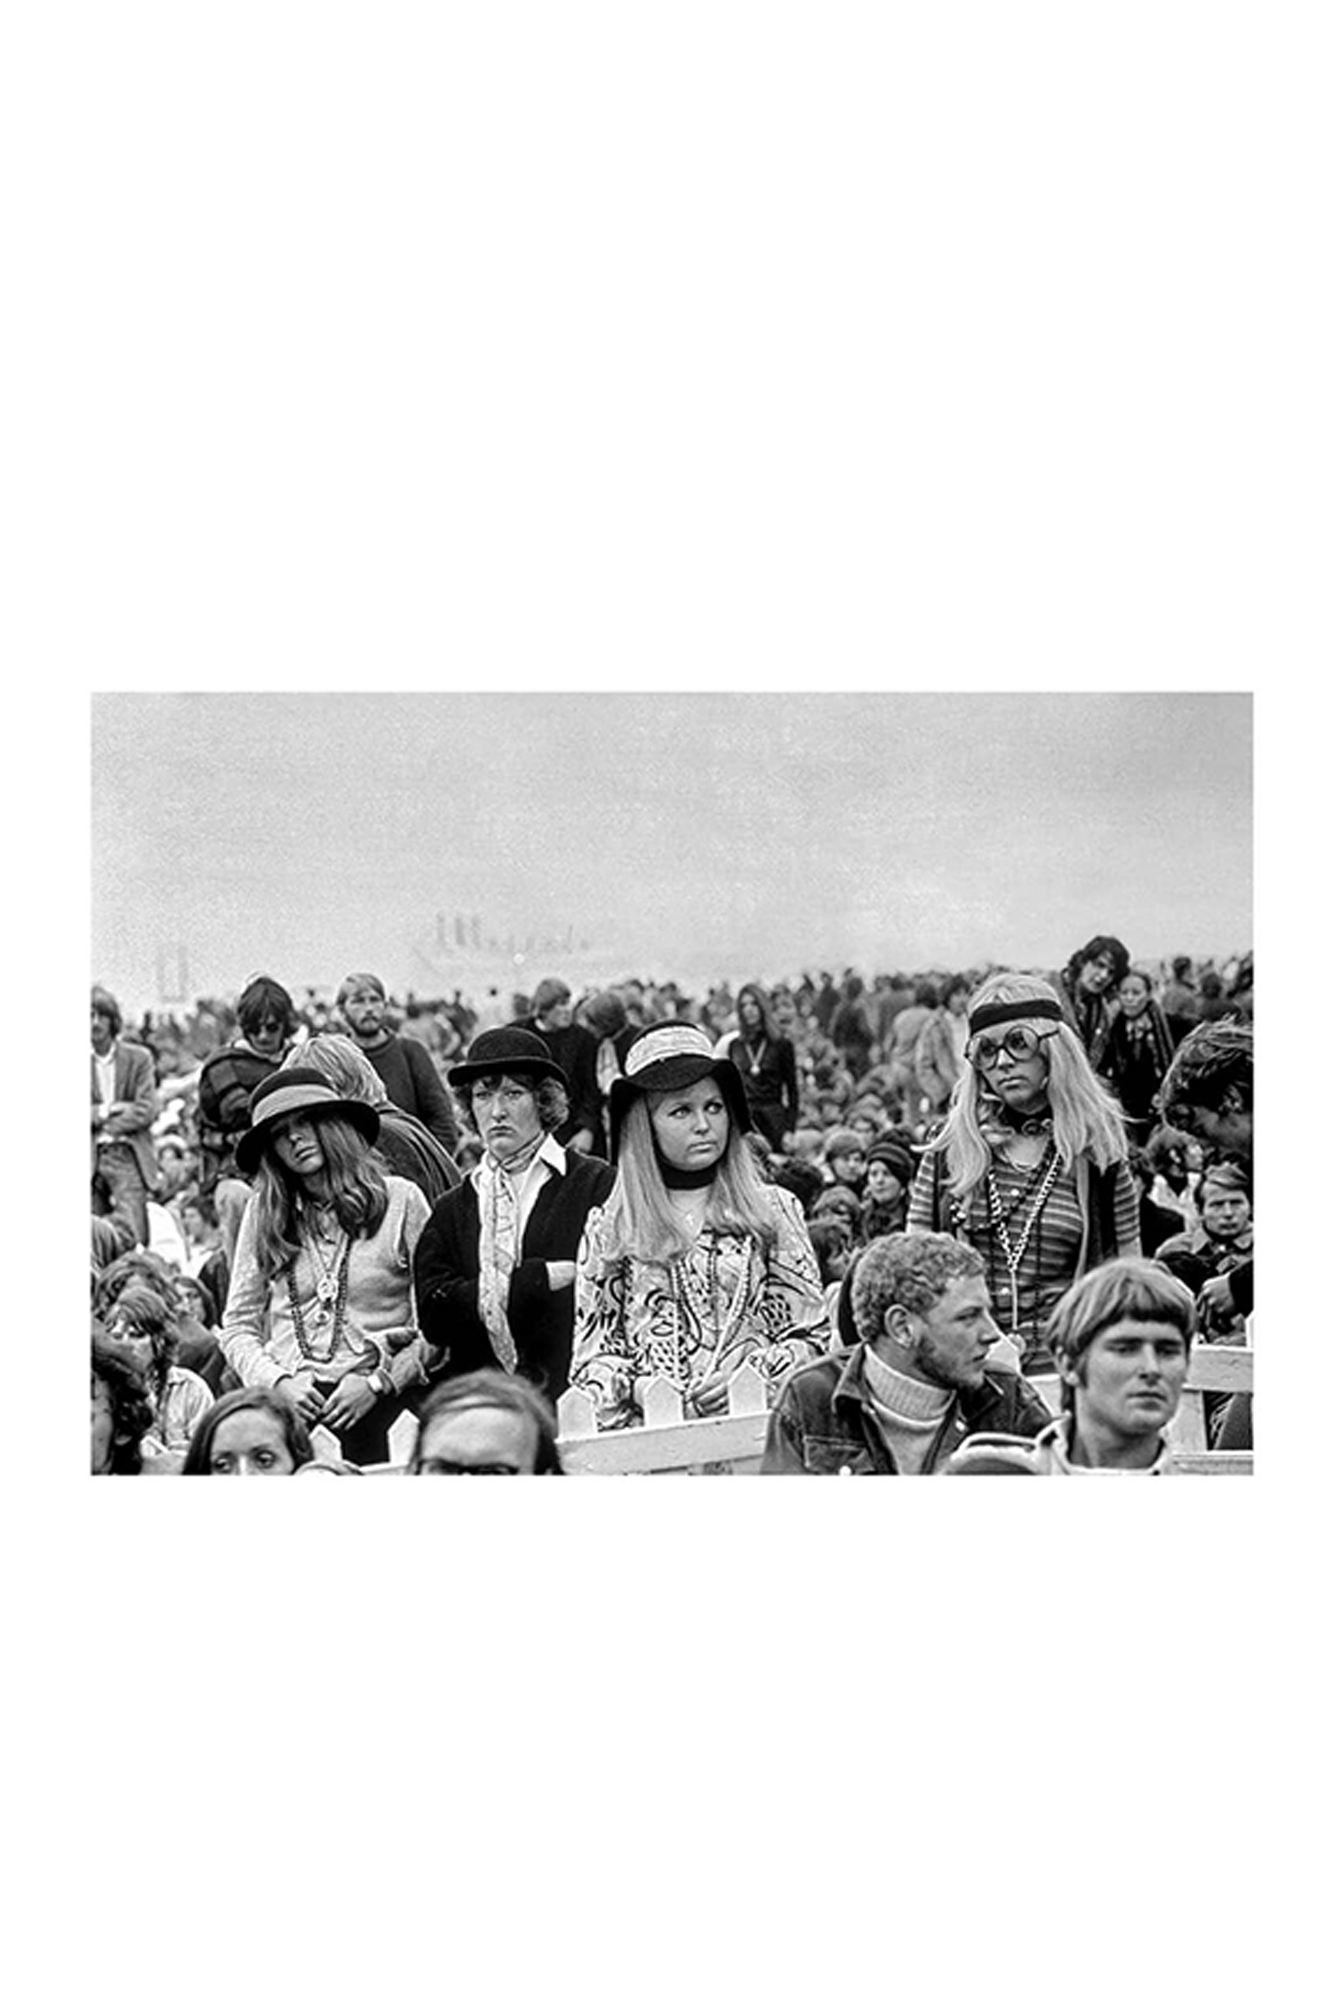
[907,973,1140,1375]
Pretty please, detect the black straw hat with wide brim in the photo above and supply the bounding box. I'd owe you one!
[607,1023,750,1161]
[447,1026,568,1090]
[235,1068,381,1175]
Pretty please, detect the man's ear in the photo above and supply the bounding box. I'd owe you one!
[1055,1352,1079,1392]
[883,1304,915,1349]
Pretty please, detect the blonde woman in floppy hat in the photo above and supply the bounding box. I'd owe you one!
[569,1024,830,1430]
[218,1068,430,1466]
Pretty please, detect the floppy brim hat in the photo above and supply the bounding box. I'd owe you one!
[607,1023,750,1161]
[236,1068,380,1176]
[447,1027,568,1091]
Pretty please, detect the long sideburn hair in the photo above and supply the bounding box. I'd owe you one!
[248,1113,390,1281]
[924,973,1129,1201]
[595,1094,779,1268]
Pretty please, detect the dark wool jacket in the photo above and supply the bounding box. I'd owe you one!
[365,1034,460,1152]
[413,1151,615,1402]
[761,1342,1051,1474]
[513,1016,604,1150]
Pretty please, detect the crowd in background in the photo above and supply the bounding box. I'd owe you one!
[90,941,1254,1475]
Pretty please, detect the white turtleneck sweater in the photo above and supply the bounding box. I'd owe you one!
[860,1345,955,1475]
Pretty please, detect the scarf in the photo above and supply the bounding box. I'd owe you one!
[475,1132,545,1371]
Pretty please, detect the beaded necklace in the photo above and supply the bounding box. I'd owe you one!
[984,1143,1062,1335]
[286,1218,352,1365]
[668,1232,756,1376]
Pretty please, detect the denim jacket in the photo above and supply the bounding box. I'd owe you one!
[760,1342,1051,1474]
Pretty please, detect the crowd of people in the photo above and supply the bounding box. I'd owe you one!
[89,940,1254,1475]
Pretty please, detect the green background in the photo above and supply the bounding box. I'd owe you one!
[41,3,1296,2000]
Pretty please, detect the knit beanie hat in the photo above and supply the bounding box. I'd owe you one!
[865,1133,917,1185]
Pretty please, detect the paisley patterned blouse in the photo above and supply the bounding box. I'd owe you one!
[570,1184,830,1429]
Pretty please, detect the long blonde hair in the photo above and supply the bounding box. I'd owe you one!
[594,1093,779,1268]
[925,972,1128,1200]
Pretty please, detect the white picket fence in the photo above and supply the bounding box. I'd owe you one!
[555,1363,771,1475]
[362,1346,1253,1476]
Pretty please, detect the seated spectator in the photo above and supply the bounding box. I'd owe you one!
[846,1102,887,1150]
[102,1280,214,1460]
[91,1332,156,1476]
[806,1214,856,1330]
[822,1127,868,1197]
[949,1258,1195,1474]
[785,1123,826,1164]
[406,1371,564,1475]
[1159,1021,1254,1166]
[769,1156,826,1217]
[181,1385,317,1475]
[1144,1126,1200,1233]
[761,1234,1049,1474]
[860,1132,916,1241]
[1127,1146,1187,1256]
[1155,1161,1253,1337]
[810,1183,864,1244]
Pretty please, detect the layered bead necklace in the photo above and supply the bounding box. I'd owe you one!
[286,1207,352,1365]
[984,1141,1062,1337]
[669,1231,755,1359]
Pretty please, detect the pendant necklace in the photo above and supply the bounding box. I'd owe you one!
[985,1144,1061,1335]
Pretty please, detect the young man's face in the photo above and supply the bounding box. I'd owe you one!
[1067,1319,1189,1446]
[898,1275,1000,1391]
[1199,1185,1252,1242]
[1078,953,1118,996]
[248,1012,288,1059]
[1180,1099,1253,1162]
[91,1007,115,1055]
[342,984,387,1043]
[831,1148,865,1185]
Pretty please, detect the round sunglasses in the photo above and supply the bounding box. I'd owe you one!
[966,1023,1059,1071]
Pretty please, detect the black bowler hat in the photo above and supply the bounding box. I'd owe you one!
[448,1027,568,1090]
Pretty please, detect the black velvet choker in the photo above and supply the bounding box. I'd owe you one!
[659,1159,720,1190]
[998,1104,1054,1135]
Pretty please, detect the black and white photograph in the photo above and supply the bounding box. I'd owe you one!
[90,689,1253,1481]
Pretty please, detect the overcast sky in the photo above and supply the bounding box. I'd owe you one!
[92,690,1251,1012]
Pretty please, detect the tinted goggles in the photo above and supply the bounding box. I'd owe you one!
[967,1023,1059,1071]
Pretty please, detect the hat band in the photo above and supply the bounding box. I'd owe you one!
[253,1082,338,1125]
[968,998,1063,1034]
[624,1024,714,1080]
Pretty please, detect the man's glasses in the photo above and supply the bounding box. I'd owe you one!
[967,1024,1059,1071]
